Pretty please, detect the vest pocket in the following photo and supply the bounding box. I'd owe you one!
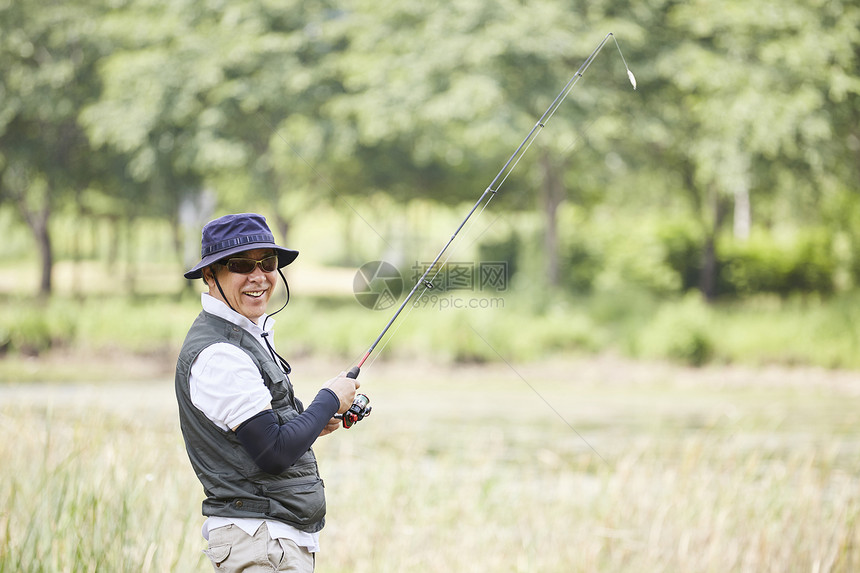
[262,475,326,525]
[262,362,292,402]
[202,497,270,517]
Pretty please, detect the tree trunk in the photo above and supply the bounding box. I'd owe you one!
[733,184,751,241]
[4,167,54,297]
[263,168,293,248]
[35,211,53,297]
[15,197,53,297]
[124,217,136,295]
[273,212,290,247]
[177,189,216,292]
[72,214,81,298]
[700,184,728,301]
[700,233,717,300]
[170,213,195,295]
[540,153,566,288]
[107,215,120,270]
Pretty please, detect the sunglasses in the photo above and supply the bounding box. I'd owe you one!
[221,255,279,274]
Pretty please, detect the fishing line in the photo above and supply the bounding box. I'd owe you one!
[462,112,605,253]
[362,189,499,371]
[347,32,636,378]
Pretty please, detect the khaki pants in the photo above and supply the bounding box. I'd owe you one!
[203,523,315,572]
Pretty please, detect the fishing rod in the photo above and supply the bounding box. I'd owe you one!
[337,32,636,427]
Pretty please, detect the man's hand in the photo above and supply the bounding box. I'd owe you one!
[319,417,341,437]
[323,372,360,414]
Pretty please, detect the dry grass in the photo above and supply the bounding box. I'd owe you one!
[2,356,859,572]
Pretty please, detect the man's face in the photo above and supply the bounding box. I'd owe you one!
[203,248,278,323]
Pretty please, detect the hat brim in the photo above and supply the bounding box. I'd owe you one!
[184,243,299,279]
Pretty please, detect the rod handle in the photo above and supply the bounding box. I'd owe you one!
[346,366,360,379]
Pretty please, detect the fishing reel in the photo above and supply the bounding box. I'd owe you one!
[335,393,372,429]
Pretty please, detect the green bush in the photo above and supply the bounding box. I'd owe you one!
[635,294,715,367]
[657,220,704,292]
[3,285,860,373]
[478,232,521,283]
[0,300,78,356]
[0,322,10,354]
[562,238,602,294]
[13,313,54,355]
[556,216,683,296]
[719,230,835,297]
[655,224,837,299]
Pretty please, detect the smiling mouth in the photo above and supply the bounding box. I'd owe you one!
[244,291,266,298]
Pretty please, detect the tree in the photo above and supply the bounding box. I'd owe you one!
[0,0,105,296]
[326,0,644,287]
[653,0,860,298]
[82,0,351,268]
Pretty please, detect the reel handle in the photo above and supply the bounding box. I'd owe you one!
[338,366,370,429]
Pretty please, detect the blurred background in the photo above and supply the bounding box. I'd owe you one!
[2,1,860,571]
[2,0,860,373]
[2,0,860,372]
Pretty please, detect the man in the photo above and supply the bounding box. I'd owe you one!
[175,213,359,572]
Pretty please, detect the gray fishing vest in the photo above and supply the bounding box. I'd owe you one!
[175,310,326,533]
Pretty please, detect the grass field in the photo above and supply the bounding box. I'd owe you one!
[2,355,859,572]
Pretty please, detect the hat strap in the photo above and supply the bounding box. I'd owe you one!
[210,264,293,376]
[211,270,238,315]
[261,268,292,375]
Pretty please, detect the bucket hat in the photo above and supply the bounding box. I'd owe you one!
[184,213,299,279]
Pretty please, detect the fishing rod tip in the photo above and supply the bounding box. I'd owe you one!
[627,69,637,90]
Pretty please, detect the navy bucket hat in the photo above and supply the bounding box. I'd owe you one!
[184,213,299,279]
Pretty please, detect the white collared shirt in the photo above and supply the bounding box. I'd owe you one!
[190,293,321,552]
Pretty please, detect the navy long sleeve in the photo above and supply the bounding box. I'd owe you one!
[234,388,340,474]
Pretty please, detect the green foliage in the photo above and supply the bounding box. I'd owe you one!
[719,230,836,297]
[562,237,601,294]
[3,0,860,302]
[552,212,691,296]
[634,293,715,367]
[0,0,110,294]
[656,219,704,292]
[1,401,207,571]
[478,232,521,279]
[707,293,860,369]
[2,0,860,372]
[0,294,197,360]
[4,286,860,374]
[0,299,77,356]
[652,222,840,299]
